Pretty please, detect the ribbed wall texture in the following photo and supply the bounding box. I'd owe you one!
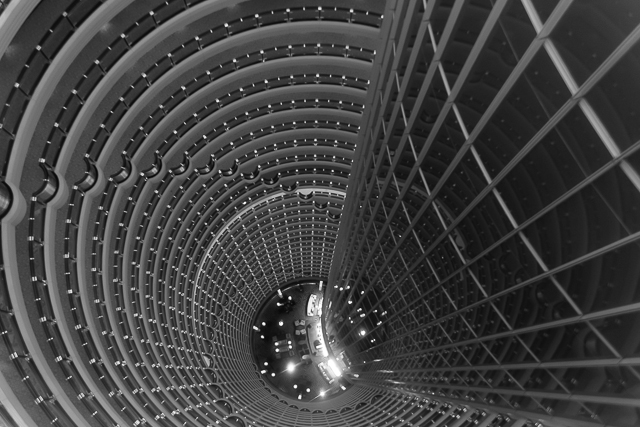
[0,1,639,427]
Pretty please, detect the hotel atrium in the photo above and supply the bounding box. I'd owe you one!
[1,0,640,426]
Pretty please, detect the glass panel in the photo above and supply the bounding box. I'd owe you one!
[585,39,640,151]
[530,0,560,23]
[592,165,640,234]
[521,183,629,270]
[440,150,488,220]
[522,322,617,362]
[440,1,492,88]
[596,311,640,358]
[551,0,640,85]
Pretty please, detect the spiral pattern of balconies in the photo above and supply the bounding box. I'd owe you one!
[0,1,412,426]
[2,1,640,427]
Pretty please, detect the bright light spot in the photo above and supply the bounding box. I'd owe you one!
[287,363,295,373]
[271,373,275,377]
[319,391,325,397]
[260,335,264,339]
[262,322,266,326]
[328,359,342,377]
[264,362,268,366]
[293,384,298,389]
[359,329,366,336]
[278,320,284,327]
[298,394,302,400]
[306,388,310,392]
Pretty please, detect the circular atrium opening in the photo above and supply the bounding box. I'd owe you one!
[252,280,351,401]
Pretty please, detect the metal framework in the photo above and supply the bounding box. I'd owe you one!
[0,1,638,427]
[326,1,640,427]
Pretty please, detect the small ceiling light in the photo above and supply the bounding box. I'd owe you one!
[328,359,342,377]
